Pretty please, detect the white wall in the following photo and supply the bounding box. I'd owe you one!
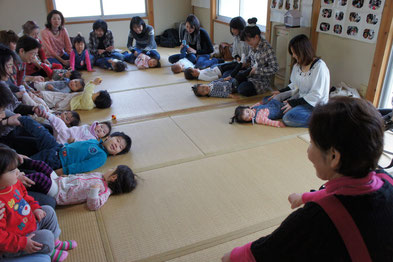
[193,6,211,37]
[0,0,192,48]
[317,33,375,94]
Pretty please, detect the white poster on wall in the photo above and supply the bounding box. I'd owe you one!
[316,0,385,43]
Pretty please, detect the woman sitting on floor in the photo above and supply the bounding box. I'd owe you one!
[222,96,393,262]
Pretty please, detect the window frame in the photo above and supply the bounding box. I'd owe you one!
[46,0,152,25]
[215,0,268,32]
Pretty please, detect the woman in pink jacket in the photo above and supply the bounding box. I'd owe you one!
[41,10,72,67]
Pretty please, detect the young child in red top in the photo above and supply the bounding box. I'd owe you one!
[0,144,76,262]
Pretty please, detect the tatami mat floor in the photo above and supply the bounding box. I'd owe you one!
[55,47,392,262]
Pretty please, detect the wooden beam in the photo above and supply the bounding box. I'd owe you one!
[147,0,154,27]
[365,0,393,105]
[210,0,217,43]
[265,0,272,43]
[310,0,321,52]
[46,0,54,12]
[65,17,148,25]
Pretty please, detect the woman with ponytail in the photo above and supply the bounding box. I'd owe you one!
[237,18,279,97]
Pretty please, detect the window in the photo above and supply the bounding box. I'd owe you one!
[52,0,147,22]
[217,0,268,30]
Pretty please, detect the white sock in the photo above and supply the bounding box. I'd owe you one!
[47,171,59,198]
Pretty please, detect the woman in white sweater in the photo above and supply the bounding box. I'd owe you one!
[269,34,330,127]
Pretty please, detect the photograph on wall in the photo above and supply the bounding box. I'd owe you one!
[271,0,301,12]
[317,0,384,43]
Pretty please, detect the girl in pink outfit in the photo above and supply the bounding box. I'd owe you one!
[41,10,72,67]
[69,34,94,72]
[135,53,160,69]
[23,160,137,211]
[45,112,111,144]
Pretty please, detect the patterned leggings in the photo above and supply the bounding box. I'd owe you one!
[20,158,54,194]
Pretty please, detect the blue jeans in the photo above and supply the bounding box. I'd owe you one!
[94,52,124,69]
[254,99,284,120]
[195,54,220,69]
[18,116,63,170]
[47,52,70,66]
[238,81,257,97]
[168,45,196,64]
[282,103,314,127]
[124,48,161,64]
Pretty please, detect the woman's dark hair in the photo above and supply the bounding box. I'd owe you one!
[184,68,197,80]
[241,18,261,40]
[0,44,18,78]
[72,33,86,50]
[94,90,112,108]
[309,97,384,178]
[69,70,81,80]
[93,19,108,34]
[45,10,65,30]
[229,105,251,124]
[0,82,16,108]
[99,121,112,138]
[0,30,19,46]
[69,111,81,127]
[16,35,41,53]
[109,132,132,155]
[288,34,316,67]
[229,16,246,36]
[0,144,20,176]
[107,165,137,195]
[186,14,200,34]
[130,16,146,34]
[22,21,40,36]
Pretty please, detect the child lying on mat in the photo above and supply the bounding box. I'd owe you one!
[191,80,237,98]
[45,111,111,144]
[16,115,132,175]
[32,78,85,93]
[32,78,112,111]
[20,158,137,211]
[135,53,160,69]
[51,69,81,81]
[170,58,194,74]
[229,91,294,128]
[184,57,249,82]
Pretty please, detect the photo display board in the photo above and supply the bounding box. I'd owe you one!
[316,0,384,43]
[271,0,301,12]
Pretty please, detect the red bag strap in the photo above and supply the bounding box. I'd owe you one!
[316,195,372,262]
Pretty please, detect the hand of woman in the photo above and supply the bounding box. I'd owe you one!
[288,193,303,209]
[18,173,36,188]
[98,49,106,55]
[187,47,196,54]
[62,59,70,67]
[250,67,256,75]
[281,102,292,114]
[268,90,280,101]
[106,46,115,52]
[7,114,21,126]
[221,252,231,262]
